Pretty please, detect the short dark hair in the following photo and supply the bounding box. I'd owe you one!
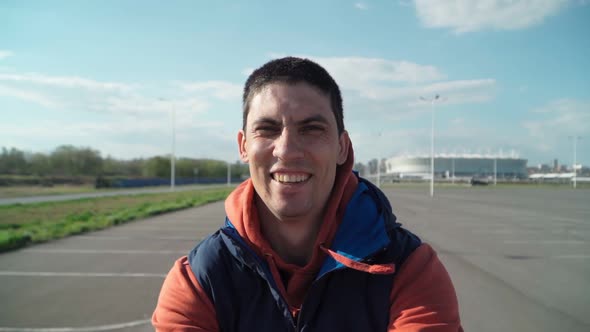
[242,57,344,135]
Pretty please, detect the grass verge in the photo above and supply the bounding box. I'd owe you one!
[0,185,98,199]
[0,187,233,253]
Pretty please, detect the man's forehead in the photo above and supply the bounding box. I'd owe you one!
[249,83,331,116]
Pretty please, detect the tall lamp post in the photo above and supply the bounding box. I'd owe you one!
[227,161,232,187]
[569,136,582,189]
[420,95,440,197]
[159,98,176,190]
[451,156,455,184]
[493,157,497,186]
[377,132,382,188]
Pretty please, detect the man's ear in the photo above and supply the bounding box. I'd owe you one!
[336,131,350,165]
[237,130,249,163]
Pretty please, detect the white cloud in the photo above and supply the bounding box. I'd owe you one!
[0,71,242,160]
[372,78,496,103]
[312,56,445,86]
[0,72,133,91]
[0,56,499,162]
[0,50,14,60]
[178,80,242,100]
[355,2,369,10]
[523,98,590,149]
[264,54,495,119]
[0,70,221,118]
[0,84,59,108]
[414,0,569,33]
[94,95,211,116]
[530,98,589,115]
[6,113,238,160]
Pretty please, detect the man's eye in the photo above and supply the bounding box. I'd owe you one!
[301,125,324,133]
[256,127,280,135]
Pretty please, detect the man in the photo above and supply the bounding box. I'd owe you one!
[153,57,462,331]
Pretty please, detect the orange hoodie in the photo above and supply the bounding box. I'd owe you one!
[153,143,462,331]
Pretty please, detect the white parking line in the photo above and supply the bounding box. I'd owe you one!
[503,240,586,244]
[552,255,590,259]
[472,229,540,234]
[0,318,150,331]
[76,235,197,240]
[0,271,166,278]
[22,249,186,254]
[112,226,201,231]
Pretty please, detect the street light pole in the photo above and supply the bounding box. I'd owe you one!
[569,136,582,189]
[377,132,382,188]
[227,161,231,187]
[494,157,497,186]
[171,103,176,190]
[420,95,440,197]
[451,156,455,184]
[159,98,175,190]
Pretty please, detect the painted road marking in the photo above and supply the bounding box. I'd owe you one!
[22,249,186,254]
[109,226,204,231]
[439,252,590,259]
[552,255,590,259]
[0,318,150,331]
[75,235,197,240]
[503,240,586,244]
[472,229,540,234]
[0,271,166,278]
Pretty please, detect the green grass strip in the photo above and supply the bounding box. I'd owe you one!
[0,187,233,252]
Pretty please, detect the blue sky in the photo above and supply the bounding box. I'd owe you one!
[1,0,589,168]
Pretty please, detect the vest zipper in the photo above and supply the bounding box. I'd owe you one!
[220,228,297,329]
[293,267,333,331]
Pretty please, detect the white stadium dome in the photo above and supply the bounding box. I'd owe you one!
[385,154,528,179]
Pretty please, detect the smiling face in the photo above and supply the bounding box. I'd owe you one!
[238,82,349,224]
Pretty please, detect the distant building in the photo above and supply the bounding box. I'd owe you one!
[385,154,528,179]
[537,164,552,172]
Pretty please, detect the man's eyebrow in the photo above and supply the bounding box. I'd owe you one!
[297,115,330,125]
[252,117,281,127]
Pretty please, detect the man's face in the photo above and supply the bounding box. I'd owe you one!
[238,82,349,223]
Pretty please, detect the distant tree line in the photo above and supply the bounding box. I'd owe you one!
[0,146,249,183]
[1,145,395,185]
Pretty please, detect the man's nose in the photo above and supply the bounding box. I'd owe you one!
[273,128,304,161]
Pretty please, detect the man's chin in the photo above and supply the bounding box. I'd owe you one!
[272,204,312,221]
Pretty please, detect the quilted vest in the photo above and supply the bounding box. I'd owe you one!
[189,178,421,332]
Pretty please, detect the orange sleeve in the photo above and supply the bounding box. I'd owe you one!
[152,256,220,332]
[388,244,463,332]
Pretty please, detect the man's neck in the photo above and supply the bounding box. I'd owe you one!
[256,198,323,267]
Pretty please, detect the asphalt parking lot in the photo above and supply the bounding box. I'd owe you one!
[0,202,225,332]
[386,186,590,331]
[0,186,588,331]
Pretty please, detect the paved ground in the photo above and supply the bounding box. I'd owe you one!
[0,202,225,332]
[386,186,590,331]
[0,186,588,331]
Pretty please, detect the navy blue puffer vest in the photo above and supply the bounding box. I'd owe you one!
[188,177,421,332]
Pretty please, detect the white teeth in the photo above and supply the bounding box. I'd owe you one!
[273,173,309,183]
